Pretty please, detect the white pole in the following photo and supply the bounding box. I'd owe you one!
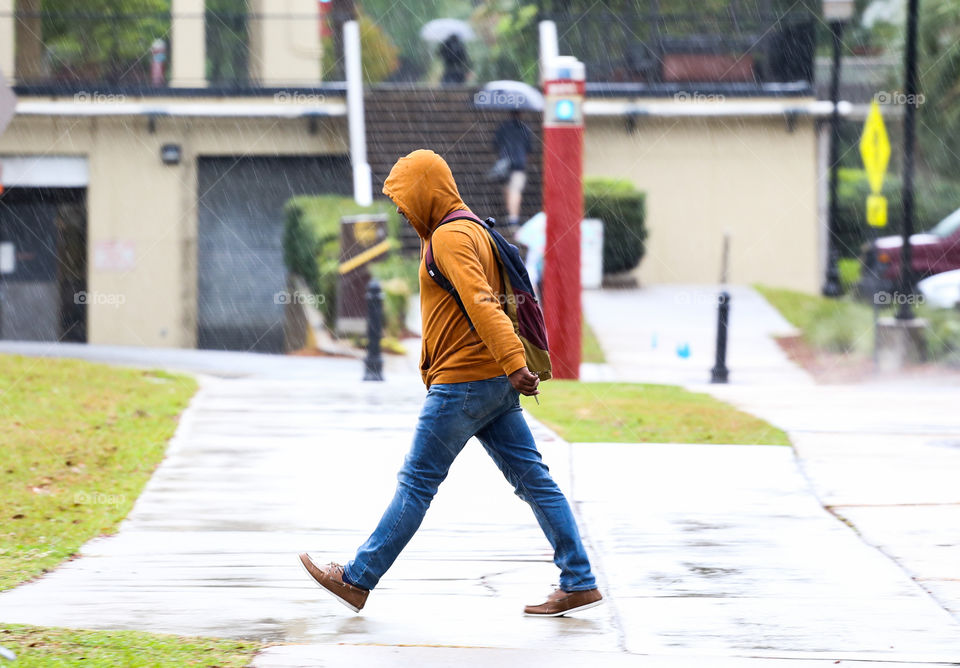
[344,20,372,206]
[538,21,559,86]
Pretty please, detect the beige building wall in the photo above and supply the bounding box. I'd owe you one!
[170,0,207,87]
[0,104,348,348]
[584,103,821,293]
[248,0,323,86]
[0,0,13,81]
[4,0,324,88]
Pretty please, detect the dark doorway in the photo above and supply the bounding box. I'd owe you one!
[196,156,351,353]
[0,188,87,342]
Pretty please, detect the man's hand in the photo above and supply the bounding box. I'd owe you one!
[509,366,540,396]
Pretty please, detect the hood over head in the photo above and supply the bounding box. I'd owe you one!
[382,149,470,240]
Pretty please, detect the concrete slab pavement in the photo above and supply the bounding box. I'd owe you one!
[254,644,960,668]
[3,342,960,665]
[581,285,812,386]
[707,383,960,626]
[0,346,620,656]
[583,286,960,631]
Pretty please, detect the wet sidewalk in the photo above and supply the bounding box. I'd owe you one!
[583,286,960,636]
[581,285,812,386]
[1,344,959,665]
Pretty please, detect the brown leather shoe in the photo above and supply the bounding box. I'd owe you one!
[298,553,369,613]
[524,587,603,617]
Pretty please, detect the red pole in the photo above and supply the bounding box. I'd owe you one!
[542,59,585,379]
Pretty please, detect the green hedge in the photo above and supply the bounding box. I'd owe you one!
[282,195,404,329]
[584,177,648,274]
[834,168,960,258]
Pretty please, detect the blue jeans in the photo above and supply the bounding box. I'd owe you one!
[344,375,597,592]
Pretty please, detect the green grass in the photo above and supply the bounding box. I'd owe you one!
[0,624,259,667]
[754,284,874,355]
[0,354,197,591]
[523,381,789,445]
[581,318,607,364]
[0,358,260,665]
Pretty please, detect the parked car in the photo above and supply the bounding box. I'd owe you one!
[865,207,960,289]
[918,269,960,309]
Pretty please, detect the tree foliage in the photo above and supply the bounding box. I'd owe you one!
[38,0,171,83]
[917,0,960,176]
[357,7,400,83]
[472,2,539,84]
[358,0,471,82]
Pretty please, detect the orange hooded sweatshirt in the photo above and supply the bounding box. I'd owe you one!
[382,149,527,387]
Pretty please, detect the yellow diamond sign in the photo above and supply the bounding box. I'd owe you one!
[860,100,890,194]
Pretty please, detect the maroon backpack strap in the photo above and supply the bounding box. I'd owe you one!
[438,209,488,228]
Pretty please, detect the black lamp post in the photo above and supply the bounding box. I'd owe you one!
[897,0,920,320]
[822,0,855,297]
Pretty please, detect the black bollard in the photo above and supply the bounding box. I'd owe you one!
[363,278,384,381]
[710,291,730,384]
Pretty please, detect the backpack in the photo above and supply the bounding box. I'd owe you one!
[424,210,552,381]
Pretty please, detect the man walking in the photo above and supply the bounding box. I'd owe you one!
[299,149,602,617]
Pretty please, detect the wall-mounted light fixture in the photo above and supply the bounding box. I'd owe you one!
[160,143,181,165]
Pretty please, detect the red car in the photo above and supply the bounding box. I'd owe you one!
[872,207,960,284]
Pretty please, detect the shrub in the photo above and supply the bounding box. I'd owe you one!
[370,253,421,337]
[320,7,399,82]
[919,305,960,366]
[757,284,960,365]
[838,257,862,292]
[584,177,647,275]
[282,196,401,327]
[755,285,873,354]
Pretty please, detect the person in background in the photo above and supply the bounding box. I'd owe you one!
[494,110,533,232]
[439,35,469,84]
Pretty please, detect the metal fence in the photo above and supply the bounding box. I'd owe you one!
[6,8,349,90]
[6,7,815,91]
[10,8,172,86]
[544,9,815,85]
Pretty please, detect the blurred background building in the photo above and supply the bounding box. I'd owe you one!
[0,0,937,352]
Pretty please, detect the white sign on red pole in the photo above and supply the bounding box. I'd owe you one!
[542,56,586,379]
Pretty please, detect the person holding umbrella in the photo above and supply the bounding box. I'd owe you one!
[439,34,470,84]
[420,19,475,85]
